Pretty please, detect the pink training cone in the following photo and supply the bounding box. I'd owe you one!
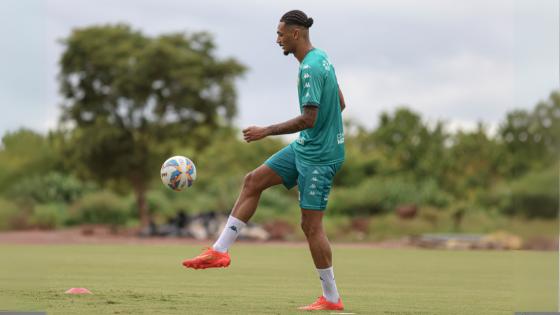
[65,288,92,294]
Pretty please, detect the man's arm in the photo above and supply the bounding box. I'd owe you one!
[242,106,318,142]
[338,86,346,112]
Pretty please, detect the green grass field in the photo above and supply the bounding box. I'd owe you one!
[0,244,557,314]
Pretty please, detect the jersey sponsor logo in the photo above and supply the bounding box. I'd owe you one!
[303,73,310,79]
[304,82,310,88]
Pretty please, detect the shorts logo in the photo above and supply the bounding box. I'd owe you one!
[309,184,316,189]
[337,133,345,144]
[311,177,318,182]
[312,169,319,175]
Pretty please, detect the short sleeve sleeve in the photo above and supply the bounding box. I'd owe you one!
[300,63,324,107]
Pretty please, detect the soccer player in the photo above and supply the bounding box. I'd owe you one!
[182,9,346,311]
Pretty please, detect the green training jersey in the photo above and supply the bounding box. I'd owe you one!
[291,48,345,165]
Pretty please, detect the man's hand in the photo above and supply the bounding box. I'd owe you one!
[243,126,270,143]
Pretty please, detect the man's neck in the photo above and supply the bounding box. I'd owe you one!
[295,43,314,63]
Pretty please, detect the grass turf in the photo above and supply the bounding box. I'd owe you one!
[0,244,556,314]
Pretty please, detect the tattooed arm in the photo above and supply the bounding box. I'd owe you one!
[242,106,318,142]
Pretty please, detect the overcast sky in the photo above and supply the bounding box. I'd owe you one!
[0,0,558,139]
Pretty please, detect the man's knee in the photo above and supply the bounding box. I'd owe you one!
[301,218,322,237]
[242,170,263,194]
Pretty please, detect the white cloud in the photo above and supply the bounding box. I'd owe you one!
[339,51,514,131]
[0,0,557,139]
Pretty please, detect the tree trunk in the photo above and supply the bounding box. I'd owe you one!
[133,183,150,228]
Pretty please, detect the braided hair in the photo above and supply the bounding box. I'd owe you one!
[280,10,314,28]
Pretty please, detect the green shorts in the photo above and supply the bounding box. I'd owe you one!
[264,145,343,211]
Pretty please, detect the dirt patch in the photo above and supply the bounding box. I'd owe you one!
[0,227,412,248]
[5,228,552,250]
[0,227,201,245]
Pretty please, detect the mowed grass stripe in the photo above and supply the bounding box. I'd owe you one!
[0,244,556,314]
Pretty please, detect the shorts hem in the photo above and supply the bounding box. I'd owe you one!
[300,205,327,211]
[264,161,296,190]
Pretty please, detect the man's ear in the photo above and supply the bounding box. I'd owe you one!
[293,28,300,40]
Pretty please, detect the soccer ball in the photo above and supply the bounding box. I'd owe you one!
[160,156,197,191]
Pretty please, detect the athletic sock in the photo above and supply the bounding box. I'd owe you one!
[212,215,246,253]
[317,266,340,303]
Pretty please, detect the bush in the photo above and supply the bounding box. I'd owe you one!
[368,213,441,240]
[71,191,129,226]
[329,176,452,216]
[8,172,95,204]
[0,199,24,230]
[329,179,385,216]
[460,209,508,234]
[417,179,453,208]
[507,167,558,218]
[31,203,67,229]
[484,166,559,218]
[143,189,174,224]
[258,186,297,215]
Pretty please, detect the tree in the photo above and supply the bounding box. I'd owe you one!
[58,24,246,226]
[0,129,57,193]
[371,107,447,180]
[444,124,503,199]
[498,90,560,177]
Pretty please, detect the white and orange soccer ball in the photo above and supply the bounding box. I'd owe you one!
[160,156,197,191]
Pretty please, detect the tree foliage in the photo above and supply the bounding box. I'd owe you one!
[498,91,560,176]
[0,129,57,192]
[57,24,246,225]
[1,22,558,227]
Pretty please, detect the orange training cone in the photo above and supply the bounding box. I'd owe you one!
[65,288,92,294]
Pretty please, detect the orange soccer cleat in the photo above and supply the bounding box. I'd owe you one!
[298,296,344,311]
[182,248,231,269]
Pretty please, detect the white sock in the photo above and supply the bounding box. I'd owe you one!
[212,215,246,253]
[318,266,340,303]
